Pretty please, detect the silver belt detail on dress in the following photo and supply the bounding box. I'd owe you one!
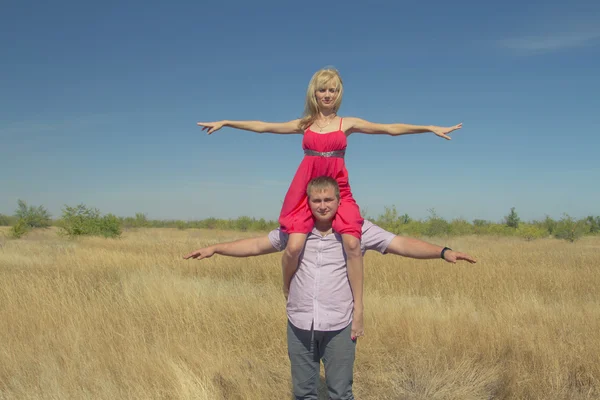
[304,149,346,158]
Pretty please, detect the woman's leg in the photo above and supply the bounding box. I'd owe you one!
[342,234,364,340]
[282,233,308,299]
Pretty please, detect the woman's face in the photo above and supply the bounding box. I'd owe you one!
[315,80,339,111]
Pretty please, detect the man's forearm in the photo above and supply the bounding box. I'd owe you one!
[386,236,445,259]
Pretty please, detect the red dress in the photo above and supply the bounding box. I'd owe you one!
[278,118,363,239]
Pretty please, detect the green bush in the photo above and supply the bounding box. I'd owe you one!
[399,213,411,224]
[59,204,122,238]
[473,219,491,234]
[504,207,520,229]
[0,214,13,226]
[472,219,489,227]
[9,219,30,239]
[202,218,219,229]
[250,218,269,231]
[375,206,400,233]
[424,209,450,237]
[449,218,474,236]
[400,220,425,237]
[476,223,517,236]
[121,212,150,229]
[235,216,253,232]
[14,199,52,229]
[541,215,557,235]
[517,224,547,241]
[374,206,415,235]
[585,216,600,234]
[553,214,587,243]
[96,214,122,238]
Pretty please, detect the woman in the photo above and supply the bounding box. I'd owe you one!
[197,67,462,339]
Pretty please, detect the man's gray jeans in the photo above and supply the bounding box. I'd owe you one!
[287,320,356,400]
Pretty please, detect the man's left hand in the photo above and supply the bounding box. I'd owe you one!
[444,250,477,264]
[183,246,215,260]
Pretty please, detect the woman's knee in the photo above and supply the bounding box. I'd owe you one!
[342,235,361,257]
[285,234,307,257]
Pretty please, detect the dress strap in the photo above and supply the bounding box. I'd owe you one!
[339,117,343,131]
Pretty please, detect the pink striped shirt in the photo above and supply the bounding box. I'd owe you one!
[268,220,395,331]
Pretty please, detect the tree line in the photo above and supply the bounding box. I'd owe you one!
[1,200,598,243]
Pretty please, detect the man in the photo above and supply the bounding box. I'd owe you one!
[184,176,476,400]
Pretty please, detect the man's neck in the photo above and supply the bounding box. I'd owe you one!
[314,220,334,236]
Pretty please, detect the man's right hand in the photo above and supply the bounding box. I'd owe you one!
[351,309,364,340]
[282,284,290,301]
[183,246,215,260]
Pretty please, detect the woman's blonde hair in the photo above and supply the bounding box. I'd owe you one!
[299,68,344,130]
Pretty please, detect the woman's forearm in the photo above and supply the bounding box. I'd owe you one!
[388,124,433,136]
[223,120,269,133]
[223,119,301,134]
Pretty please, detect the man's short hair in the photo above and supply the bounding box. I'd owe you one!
[306,176,340,200]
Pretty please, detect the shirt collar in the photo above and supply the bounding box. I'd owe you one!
[309,225,338,238]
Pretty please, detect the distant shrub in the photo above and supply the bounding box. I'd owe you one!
[424,209,450,237]
[476,223,517,236]
[584,216,600,234]
[400,220,425,237]
[235,216,253,232]
[504,207,520,229]
[14,199,52,229]
[9,219,30,239]
[0,214,11,226]
[375,206,400,233]
[472,219,490,227]
[553,214,587,243]
[251,218,269,231]
[174,217,276,232]
[59,204,122,238]
[517,224,547,241]
[122,212,150,229]
[96,214,122,238]
[541,215,557,235]
[374,206,415,234]
[449,218,474,236]
[202,218,219,229]
[399,213,412,224]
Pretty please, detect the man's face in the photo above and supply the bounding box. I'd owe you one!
[307,186,339,223]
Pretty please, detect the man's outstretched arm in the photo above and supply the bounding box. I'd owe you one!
[183,236,278,260]
[385,236,476,264]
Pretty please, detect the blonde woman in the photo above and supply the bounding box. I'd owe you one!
[197,68,462,339]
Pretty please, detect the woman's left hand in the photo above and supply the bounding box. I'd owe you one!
[431,123,463,140]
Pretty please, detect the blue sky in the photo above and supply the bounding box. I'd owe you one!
[1,0,599,223]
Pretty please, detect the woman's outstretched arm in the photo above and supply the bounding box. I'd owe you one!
[197,119,303,135]
[344,117,462,140]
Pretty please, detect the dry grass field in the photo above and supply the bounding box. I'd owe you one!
[1,227,599,399]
